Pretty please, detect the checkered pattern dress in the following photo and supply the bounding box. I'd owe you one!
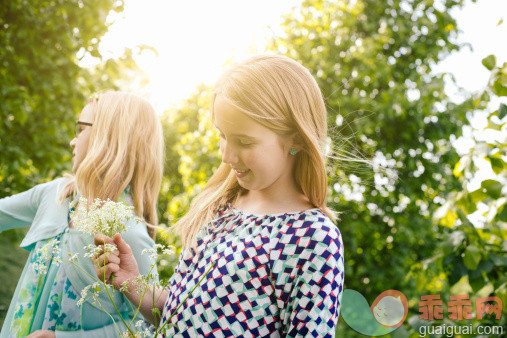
[160,205,344,337]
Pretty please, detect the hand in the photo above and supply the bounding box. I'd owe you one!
[26,330,55,338]
[93,233,140,290]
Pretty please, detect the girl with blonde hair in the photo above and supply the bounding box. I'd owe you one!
[0,91,164,337]
[95,55,344,337]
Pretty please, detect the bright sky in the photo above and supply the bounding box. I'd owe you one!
[94,0,296,112]
[92,0,507,113]
[433,0,507,102]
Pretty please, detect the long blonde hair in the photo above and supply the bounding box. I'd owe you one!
[175,54,336,249]
[59,91,164,238]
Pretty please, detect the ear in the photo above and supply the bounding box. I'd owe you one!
[288,133,304,152]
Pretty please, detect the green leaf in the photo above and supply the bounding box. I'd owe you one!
[482,55,497,71]
[468,260,494,279]
[490,253,507,266]
[469,275,487,293]
[493,80,507,96]
[489,157,505,175]
[481,179,503,199]
[498,203,507,222]
[469,188,489,204]
[463,245,481,270]
[499,103,507,120]
[449,260,468,285]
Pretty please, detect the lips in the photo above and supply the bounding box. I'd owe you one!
[232,167,250,178]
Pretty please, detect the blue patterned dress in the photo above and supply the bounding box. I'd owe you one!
[8,232,83,336]
[160,205,344,337]
[0,181,156,337]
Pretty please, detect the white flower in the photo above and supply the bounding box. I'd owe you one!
[67,253,79,262]
[103,243,117,253]
[70,197,137,237]
[120,279,131,293]
[84,244,102,259]
[81,285,91,299]
[162,247,174,255]
[76,297,86,307]
[32,238,62,275]
[141,243,175,261]
[132,275,149,295]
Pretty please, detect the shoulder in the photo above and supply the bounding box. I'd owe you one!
[18,177,71,206]
[268,210,343,261]
[32,177,71,196]
[273,210,342,245]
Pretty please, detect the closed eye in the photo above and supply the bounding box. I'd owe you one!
[237,140,254,147]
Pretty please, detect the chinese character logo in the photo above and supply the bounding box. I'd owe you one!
[418,294,503,321]
[476,297,503,320]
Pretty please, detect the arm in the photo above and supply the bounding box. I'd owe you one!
[269,221,344,337]
[94,233,168,326]
[0,185,40,231]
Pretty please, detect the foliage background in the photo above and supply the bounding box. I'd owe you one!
[1,0,505,335]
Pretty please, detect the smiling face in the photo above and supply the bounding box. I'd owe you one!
[213,95,297,196]
[372,295,405,327]
[70,104,94,174]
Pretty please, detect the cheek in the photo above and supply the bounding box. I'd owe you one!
[79,134,91,157]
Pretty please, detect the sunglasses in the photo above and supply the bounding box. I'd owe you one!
[75,120,93,137]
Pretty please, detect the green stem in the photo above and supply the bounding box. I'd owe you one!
[156,261,216,335]
[128,263,157,327]
[70,258,135,334]
[102,264,135,335]
[68,260,103,283]
[67,260,123,335]
[94,298,123,335]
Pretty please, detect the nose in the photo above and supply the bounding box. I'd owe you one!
[221,141,238,165]
[70,136,77,148]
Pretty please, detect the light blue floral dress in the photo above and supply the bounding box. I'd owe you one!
[0,179,157,337]
[9,232,83,336]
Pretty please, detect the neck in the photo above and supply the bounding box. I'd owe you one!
[235,181,313,215]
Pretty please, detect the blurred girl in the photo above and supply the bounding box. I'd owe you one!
[0,91,164,337]
[95,55,344,337]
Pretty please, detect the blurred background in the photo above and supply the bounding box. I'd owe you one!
[0,0,505,335]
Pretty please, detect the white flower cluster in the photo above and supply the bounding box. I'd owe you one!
[32,238,62,275]
[132,275,150,296]
[119,279,131,293]
[120,326,153,338]
[83,243,117,260]
[83,244,102,259]
[77,282,103,307]
[141,243,175,260]
[71,197,136,238]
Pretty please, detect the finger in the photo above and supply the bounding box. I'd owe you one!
[95,264,110,281]
[113,233,132,255]
[96,263,118,282]
[96,252,120,267]
[94,233,113,247]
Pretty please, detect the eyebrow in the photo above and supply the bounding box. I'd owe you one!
[214,124,258,140]
[230,133,258,139]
